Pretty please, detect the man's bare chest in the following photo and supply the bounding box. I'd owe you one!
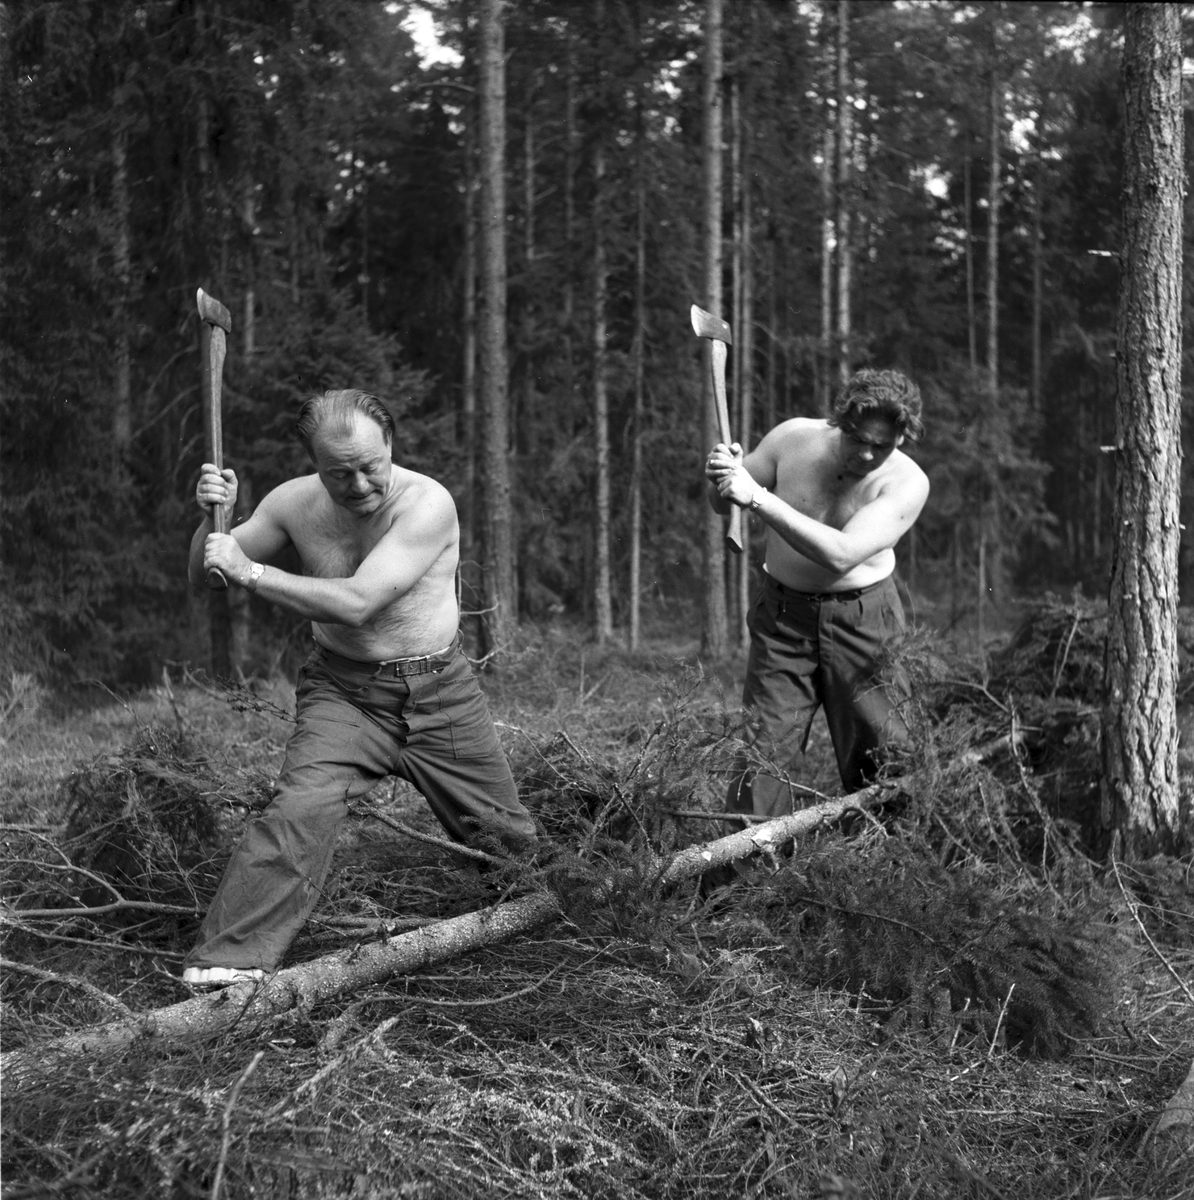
[290,514,389,580]
[775,459,877,530]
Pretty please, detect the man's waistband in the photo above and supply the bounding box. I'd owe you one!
[762,572,891,604]
[315,632,460,678]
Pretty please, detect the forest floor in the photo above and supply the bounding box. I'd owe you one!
[1,606,1192,1199]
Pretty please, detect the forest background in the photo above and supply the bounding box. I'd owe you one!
[2,0,1193,686]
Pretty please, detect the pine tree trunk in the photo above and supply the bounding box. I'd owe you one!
[1101,1,1184,859]
[986,14,1000,396]
[737,165,755,652]
[460,97,480,632]
[112,126,131,461]
[592,138,612,645]
[700,0,728,659]
[1030,99,1047,413]
[965,149,977,372]
[834,0,851,386]
[820,121,834,411]
[629,68,648,653]
[477,0,515,660]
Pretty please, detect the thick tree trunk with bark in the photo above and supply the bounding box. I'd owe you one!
[700,0,728,659]
[1101,2,1185,858]
[478,0,516,660]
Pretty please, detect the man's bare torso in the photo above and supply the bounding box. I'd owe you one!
[763,419,918,592]
[276,469,460,660]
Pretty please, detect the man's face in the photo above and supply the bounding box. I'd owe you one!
[311,413,393,515]
[838,415,903,477]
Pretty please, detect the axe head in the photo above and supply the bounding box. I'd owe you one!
[690,303,732,346]
[197,287,233,333]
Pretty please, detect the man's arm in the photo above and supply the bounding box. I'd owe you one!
[188,466,292,589]
[203,484,457,627]
[712,449,929,573]
[755,475,928,573]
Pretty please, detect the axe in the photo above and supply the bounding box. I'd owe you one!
[197,287,233,589]
[690,303,742,554]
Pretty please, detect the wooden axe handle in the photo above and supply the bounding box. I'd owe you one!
[199,293,231,590]
[709,341,743,555]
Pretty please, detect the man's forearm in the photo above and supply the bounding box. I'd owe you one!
[250,566,376,628]
[750,491,856,574]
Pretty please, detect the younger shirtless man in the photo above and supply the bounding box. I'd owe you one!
[705,369,929,816]
[183,389,535,987]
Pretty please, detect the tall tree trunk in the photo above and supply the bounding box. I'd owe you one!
[729,74,743,638]
[112,126,132,461]
[964,148,977,372]
[767,239,779,432]
[592,136,612,644]
[460,97,480,632]
[700,0,728,658]
[834,0,851,387]
[477,0,515,660]
[1101,2,1184,859]
[562,49,577,405]
[1030,101,1046,413]
[819,121,834,412]
[737,176,755,651]
[629,68,648,653]
[986,14,1000,395]
[241,186,257,359]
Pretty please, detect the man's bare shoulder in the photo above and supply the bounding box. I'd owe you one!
[886,448,930,490]
[763,416,830,443]
[258,473,324,516]
[392,467,457,520]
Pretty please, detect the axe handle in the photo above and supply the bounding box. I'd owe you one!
[201,320,229,590]
[709,340,743,554]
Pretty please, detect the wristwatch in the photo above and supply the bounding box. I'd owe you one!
[749,488,767,512]
[245,562,265,591]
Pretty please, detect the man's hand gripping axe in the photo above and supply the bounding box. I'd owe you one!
[690,303,742,554]
[197,288,233,589]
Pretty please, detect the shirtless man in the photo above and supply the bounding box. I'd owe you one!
[705,369,929,816]
[182,388,535,988]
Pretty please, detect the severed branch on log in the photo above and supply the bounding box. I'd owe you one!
[1154,1057,1194,1157]
[0,786,894,1093]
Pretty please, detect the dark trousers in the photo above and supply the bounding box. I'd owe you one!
[727,573,911,817]
[185,637,535,972]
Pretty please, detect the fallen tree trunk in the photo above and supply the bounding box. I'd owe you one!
[1155,1056,1194,1156]
[1,786,891,1092]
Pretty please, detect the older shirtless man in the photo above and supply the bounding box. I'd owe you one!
[182,389,535,988]
[706,369,929,816]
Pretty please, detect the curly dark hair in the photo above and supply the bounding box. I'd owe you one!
[294,389,395,457]
[827,369,924,443]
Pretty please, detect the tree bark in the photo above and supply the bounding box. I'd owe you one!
[1101,2,1184,858]
[986,10,1001,396]
[592,136,613,644]
[700,0,728,659]
[1156,1057,1194,1154]
[477,0,516,661]
[964,148,977,372]
[461,97,479,611]
[737,148,755,652]
[629,65,648,653]
[834,0,851,387]
[112,126,132,461]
